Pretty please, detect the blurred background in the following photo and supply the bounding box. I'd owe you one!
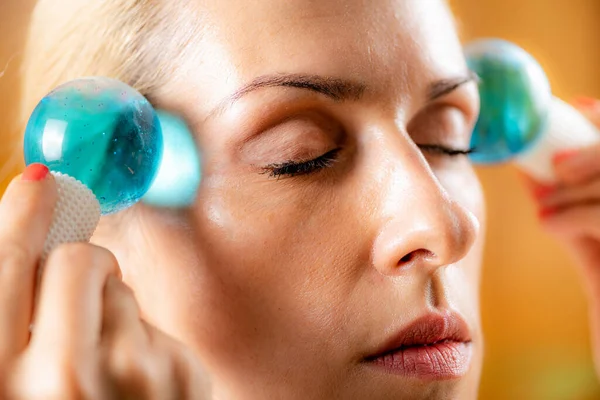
[1,0,600,398]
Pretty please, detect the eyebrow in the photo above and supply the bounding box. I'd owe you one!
[207,74,366,118]
[427,71,479,101]
[208,71,478,118]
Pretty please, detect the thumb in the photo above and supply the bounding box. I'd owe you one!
[552,97,600,185]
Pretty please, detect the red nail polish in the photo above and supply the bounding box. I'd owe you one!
[538,207,559,219]
[553,149,579,164]
[533,185,555,200]
[21,164,49,182]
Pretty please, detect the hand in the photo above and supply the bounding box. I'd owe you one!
[523,98,600,378]
[0,164,209,399]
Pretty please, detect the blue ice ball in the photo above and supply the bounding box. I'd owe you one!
[23,77,163,214]
[465,39,552,164]
[142,111,201,208]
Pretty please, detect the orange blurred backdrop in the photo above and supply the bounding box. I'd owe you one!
[1,1,600,399]
[452,1,600,399]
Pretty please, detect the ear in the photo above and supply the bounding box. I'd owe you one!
[142,110,202,208]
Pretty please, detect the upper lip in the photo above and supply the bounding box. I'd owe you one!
[365,311,472,360]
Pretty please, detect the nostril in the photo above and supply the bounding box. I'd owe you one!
[400,253,414,263]
[399,249,435,266]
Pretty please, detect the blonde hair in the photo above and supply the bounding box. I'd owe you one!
[21,0,203,123]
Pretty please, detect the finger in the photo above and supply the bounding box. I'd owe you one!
[0,164,56,359]
[516,170,557,200]
[30,243,120,356]
[538,178,600,210]
[107,342,176,400]
[160,334,211,399]
[553,145,600,186]
[552,98,600,186]
[101,276,147,345]
[102,277,173,400]
[106,328,176,399]
[540,204,600,241]
[565,237,600,289]
[554,97,600,184]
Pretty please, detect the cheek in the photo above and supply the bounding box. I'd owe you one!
[436,161,486,251]
[187,174,382,382]
[437,162,485,220]
[436,162,486,305]
[198,172,360,263]
[193,174,368,337]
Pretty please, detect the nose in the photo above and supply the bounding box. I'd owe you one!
[371,143,480,277]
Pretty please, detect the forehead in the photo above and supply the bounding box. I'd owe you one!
[168,0,465,109]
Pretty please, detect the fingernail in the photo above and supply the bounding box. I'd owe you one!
[538,206,559,219]
[573,96,600,110]
[21,164,49,182]
[533,185,556,200]
[553,149,580,165]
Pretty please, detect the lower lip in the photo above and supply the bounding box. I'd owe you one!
[366,341,472,380]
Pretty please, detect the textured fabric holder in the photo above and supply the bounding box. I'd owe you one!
[42,172,101,259]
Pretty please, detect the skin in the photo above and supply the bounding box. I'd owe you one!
[3,0,600,398]
[96,0,487,398]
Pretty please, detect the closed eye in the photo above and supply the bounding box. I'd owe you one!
[261,148,342,178]
[417,144,475,156]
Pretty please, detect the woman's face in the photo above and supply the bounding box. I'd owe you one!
[97,0,486,398]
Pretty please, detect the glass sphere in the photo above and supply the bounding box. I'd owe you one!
[23,77,163,214]
[142,111,201,208]
[465,39,552,164]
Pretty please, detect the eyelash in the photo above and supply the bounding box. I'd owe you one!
[262,145,475,178]
[262,148,341,178]
[417,144,476,157]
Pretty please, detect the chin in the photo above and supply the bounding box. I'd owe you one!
[344,376,479,400]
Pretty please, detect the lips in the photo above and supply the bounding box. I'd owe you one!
[364,311,473,379]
